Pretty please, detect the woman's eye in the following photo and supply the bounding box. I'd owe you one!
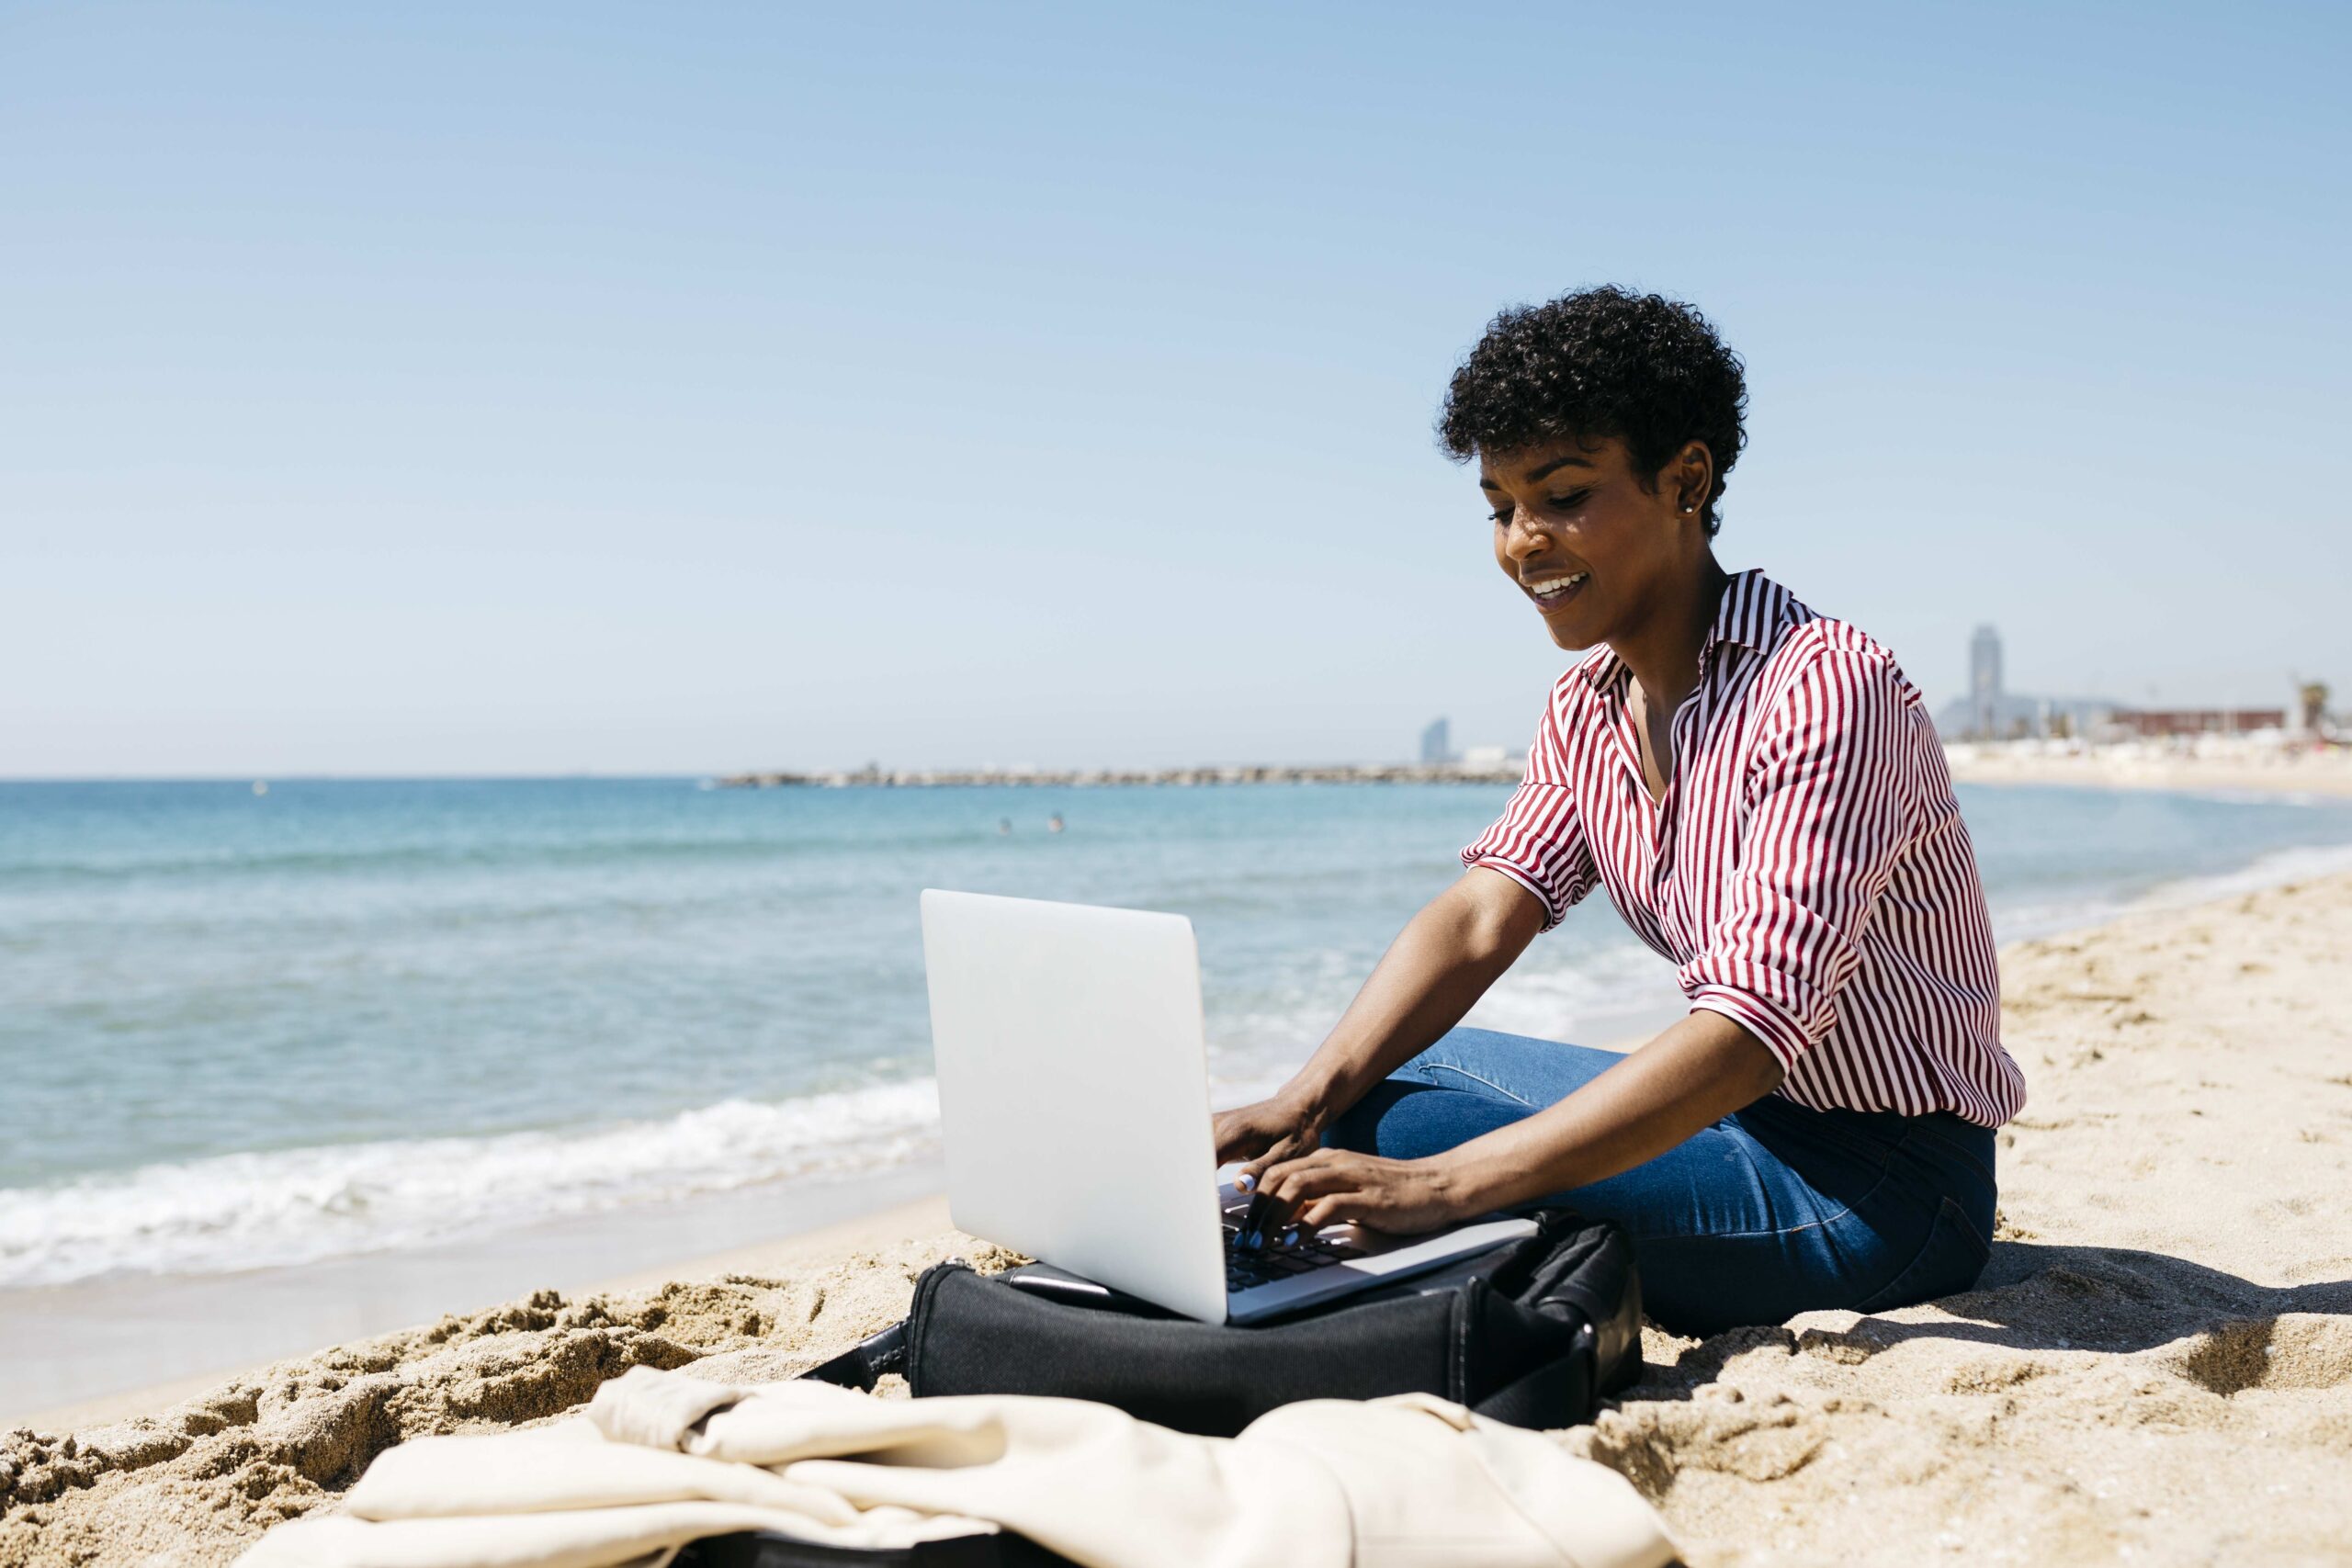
[1488,508,1513,525]
[1547,489,1592,511]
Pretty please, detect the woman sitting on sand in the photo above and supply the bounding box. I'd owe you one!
[1218,288,2023,1335]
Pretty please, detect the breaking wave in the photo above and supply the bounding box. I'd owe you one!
[0,1080,943,1288]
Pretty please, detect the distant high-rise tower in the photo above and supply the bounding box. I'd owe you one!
[1969,626,2003,739]
[1419,716,1453,765]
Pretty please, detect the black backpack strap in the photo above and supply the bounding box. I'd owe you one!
[799,1320,908,1392]
[800,1258,974,1392]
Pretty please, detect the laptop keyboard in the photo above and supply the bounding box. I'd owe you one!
[1221,1214,1359,1292]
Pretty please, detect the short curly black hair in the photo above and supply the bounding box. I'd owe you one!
[1437,287,1747,536]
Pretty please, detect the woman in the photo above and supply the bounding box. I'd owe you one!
[1216,288,2023,1336]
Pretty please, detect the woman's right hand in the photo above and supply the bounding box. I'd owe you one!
[1213,1089,1330,1190]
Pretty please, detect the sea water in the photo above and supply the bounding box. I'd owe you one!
[5,776,2350,1289]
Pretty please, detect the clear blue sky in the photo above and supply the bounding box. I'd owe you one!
[5,1,2346,776]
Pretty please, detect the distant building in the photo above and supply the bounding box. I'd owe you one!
[2104,709,2287,739]
[1933,623,2117,740]
[1968,625,2003,739]
[1419,717,1454,765]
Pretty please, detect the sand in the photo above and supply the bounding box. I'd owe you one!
[1564,869,2352,1564]
[1944,741,2352,799]
[7,873,2351,1566]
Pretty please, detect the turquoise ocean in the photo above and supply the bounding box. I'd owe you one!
[6,777,2352,1291]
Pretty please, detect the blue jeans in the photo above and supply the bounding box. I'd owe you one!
[1325,1027,1998,1337]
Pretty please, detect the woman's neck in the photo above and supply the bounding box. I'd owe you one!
[1612,554,1732,715]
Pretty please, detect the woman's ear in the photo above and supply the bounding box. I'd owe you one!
[1668,440,1715,519]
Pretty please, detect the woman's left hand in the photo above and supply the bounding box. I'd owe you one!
[1250,1146,1471,1238]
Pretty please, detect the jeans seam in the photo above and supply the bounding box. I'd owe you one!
[1942,1192,1993,1258]
[1631,1135,1900,1244]
[1649,1126,1984,1251]
[1411,1061,1539,1109]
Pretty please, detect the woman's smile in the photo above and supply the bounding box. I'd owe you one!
[1521,570,1590,614]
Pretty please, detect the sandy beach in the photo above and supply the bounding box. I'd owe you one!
[1946,741,2352,800]
[7,867,2352,1565]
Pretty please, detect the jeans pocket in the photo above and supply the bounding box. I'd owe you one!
[1851,1195,1993,1315]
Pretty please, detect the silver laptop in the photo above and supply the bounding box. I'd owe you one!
[919,888,1536,1324]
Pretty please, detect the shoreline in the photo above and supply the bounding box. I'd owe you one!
[3,1192,958,1438]
[7,783,2352,1429]
[6,869,2352,1562]
[0,1165,947,1432]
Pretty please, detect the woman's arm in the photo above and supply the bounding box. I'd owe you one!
[1253,1011,1785,1234]
[1286,866,1549,1123]
[1213,867,1546,1176]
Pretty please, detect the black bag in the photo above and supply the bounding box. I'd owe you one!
[817,1207,1641,1436]
[679,1533,1074,1567]
[678,1211,1640,1566]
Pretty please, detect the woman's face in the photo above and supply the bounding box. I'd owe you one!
[1482,434,1707,652]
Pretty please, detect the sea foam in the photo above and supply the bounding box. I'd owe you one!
[0,1079,943,1288]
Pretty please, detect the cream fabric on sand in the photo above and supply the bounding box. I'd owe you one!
[233,1365,1674,1568]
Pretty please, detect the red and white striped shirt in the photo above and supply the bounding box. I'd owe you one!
[1462,570,2025,1128]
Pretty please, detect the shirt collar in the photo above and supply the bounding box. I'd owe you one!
[1577,569,1790,693]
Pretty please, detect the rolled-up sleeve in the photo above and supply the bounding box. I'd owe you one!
[1458,687,1598,932]
[1680,650,1922,1069]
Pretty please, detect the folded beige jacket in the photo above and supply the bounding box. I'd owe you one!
[235,1365,1673,1568]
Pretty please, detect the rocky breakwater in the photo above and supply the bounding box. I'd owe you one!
[717,761,1523,788]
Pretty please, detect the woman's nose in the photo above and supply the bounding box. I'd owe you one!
[1502,513,1548,560]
